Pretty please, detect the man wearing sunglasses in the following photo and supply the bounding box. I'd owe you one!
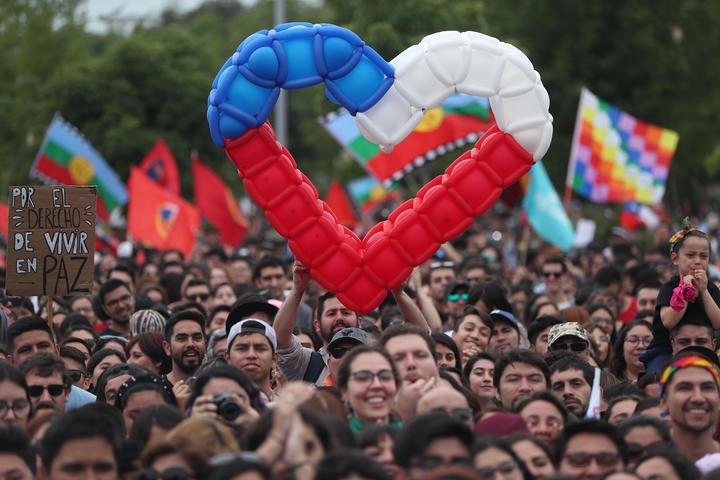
[183,279,212,318]
[445,281,469,325]
[326,328,372,386]
[18,353,70,414]
[547,323,592,363]
[556,419,627,479]
[540,257,573,310]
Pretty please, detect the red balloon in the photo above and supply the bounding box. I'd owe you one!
[224,121,533,312]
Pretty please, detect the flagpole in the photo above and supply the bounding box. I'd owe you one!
[564,88,587,208]
[274,0,288,145]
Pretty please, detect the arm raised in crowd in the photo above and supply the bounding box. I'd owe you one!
[273,261,311,349]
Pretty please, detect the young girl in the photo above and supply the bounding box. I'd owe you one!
[643,220,720,373]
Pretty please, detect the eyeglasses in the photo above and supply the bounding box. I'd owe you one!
[430,261,455,271]
[410,456,473,470]
[564,451,620,467]
[542,271,562,278]
[428,407,474,423]
[189,293,210,302]
[329,346,353,359]
[625,336,653,346]
[477,460,519,480]
[448,293,469,302]
[138,467,190,480]
[550,341,588,352]
[0,400,30,418]
[350,369,394,384]
[28,384,66,398]
[67,369,85,383]
[105,293,132,308]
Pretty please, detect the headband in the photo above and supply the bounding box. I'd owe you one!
[668,217,705,254]
[660,355,720,396]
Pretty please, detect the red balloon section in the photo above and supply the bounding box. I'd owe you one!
[225,121,533,312]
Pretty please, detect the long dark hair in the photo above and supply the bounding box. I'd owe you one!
[610,319,652,379]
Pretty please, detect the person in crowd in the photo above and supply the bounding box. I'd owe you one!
[207,305,232,334]
[463,352,496,411]
[98,279,136,337]
[540,257,573,309]
[356,424,400,478]
[547,322,593,363]
[588,303,617,337]
[494,350,550,410]
[514,391,568,445]
[183,279,212,316]
[163,310,206,388]
[473,436,532,480]
[129,404,184,447]
[417,385,475,430]
[126,333,171,375]
[0,425,35,480]
[211,282,237,308]
[445,281,470,325]
[507,434,556,479]
[87,348,127,392]
[635,280,662,315]
[589,323,613,368]
[527,315,563,358]
[605,394,642,425]
[550,354,595,417]
[555,419,627,480]
[253,256,290,300]
[393,413,473,478]
[0,362,31,431]
[225,318,278,401]
[488,310,522,355]
[428,261,456,318]
[611,320,653,383]
[115,373,176,433]
[94,363,148,404]
[432,332,461,370]
[670,317,716,354]
[67,295,97,327]
[452,306,493,365]
[128,309,166,338]
[335,345,399,431]
[633,444,701,480]
[19,353,70,414]
[206,329,229,363]
[616,416,672,466]
[59,345,89,389]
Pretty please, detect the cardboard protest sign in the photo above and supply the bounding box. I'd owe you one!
[6,186,96,296]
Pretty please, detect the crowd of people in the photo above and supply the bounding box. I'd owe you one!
[1,211,720,480]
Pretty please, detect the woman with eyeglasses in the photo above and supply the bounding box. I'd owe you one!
[0,363,32,431]
[335,345,400,433]
[610,320,653,383]
[473,437,532,480]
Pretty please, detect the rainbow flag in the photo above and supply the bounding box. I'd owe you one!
[566,88,679,205]
[320,94,490,183]
[30,114,128,220]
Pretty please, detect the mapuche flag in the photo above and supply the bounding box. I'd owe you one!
[320,94,491,183]
[127,167,199,257]
[139,138,180,195]
[192,155,247,247]
[30,114,128,220]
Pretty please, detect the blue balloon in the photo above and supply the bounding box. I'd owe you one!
[208,23,395,146]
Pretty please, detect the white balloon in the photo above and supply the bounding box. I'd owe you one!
[356,85,423,149]
[392,44,455,109]
[420,31,471,86]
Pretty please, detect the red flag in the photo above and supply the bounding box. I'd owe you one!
[0,201,8,241]
[127,168,199,257]
[139,138,180,195]
[324,180,357,228]
[192,155,247,247]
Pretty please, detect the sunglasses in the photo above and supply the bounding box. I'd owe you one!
[351,369,394,384]
[329,345,353,359]
[190,293,210,302]
[542,271,562,278]
[448,293,469,302]
[564,452,620,467]
[550,341,588,352]
[138,467,190,480]
[28,384,65,398]
[67,369,85,383]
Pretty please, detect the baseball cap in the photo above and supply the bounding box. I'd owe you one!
[226,293,279,333]
[327,328,372,350]
[547,322,590,347]
[489,309,520,331]
[227,318,277,351]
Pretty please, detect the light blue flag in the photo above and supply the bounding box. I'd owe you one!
[523,161,575,251]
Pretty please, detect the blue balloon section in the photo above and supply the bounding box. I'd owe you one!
[208,22,396,146]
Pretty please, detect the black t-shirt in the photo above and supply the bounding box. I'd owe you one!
[651,275,720,347]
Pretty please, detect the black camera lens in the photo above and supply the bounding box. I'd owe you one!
[213,394,242,421]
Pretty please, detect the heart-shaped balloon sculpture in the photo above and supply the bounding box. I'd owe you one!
[208,22,552,312]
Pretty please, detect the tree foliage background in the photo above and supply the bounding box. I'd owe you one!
[2,0,719,211]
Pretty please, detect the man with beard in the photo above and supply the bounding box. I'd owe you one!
[18,353,70,414]
[550,355,594,418]
[225,319,277,400]
[660,348,720,461]
[163,310,206,388]
[99,279,136,337]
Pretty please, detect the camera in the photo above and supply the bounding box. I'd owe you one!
[212,393,242,421]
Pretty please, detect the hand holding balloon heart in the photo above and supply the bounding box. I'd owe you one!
[208,23,553,312]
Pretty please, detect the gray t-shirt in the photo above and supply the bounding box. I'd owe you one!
[277,335,330,386]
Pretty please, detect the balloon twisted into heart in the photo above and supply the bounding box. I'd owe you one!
[208,23,553,312]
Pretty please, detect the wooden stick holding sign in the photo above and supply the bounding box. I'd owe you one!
[6,186,96,330]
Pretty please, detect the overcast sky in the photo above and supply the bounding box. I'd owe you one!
[81,0,215,33]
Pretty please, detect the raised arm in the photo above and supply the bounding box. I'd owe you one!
[274,261,311,349]
[397,268,443,332]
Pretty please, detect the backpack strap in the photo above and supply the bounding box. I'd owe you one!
[302,351,325,384]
